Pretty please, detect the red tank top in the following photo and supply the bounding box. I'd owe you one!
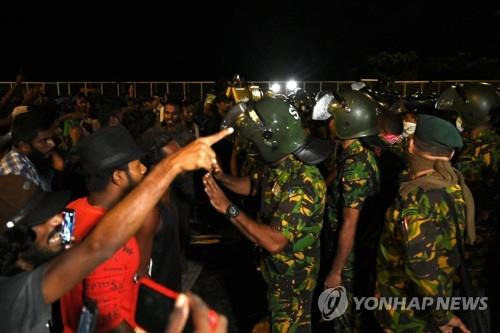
[60,197,140,332]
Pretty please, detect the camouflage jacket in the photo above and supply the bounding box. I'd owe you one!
[375,173,466,331]
[458,128,500,215]
[258,155,326,292]
[329,139,380,232]
[457,128,500,287]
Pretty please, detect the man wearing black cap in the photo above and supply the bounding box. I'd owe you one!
[0,127,234,332]
[375,115,471,332]
[60,125,147,332]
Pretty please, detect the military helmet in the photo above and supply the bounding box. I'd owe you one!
[435,83,500,129]
[222,97,331,164]
[312,89,382,139]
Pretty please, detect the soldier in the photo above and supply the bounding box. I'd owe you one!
[375,115,472,332]
[313,89,382,331]
[436,83,500,291]
[203,97,332,332]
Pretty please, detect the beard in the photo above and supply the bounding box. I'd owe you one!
[20,228,62,268]
[21,247,59,267]
[122,170,143,197]
[28,148,53,176]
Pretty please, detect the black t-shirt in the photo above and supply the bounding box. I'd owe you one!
[0,264,51,332]
[151,201,182,292]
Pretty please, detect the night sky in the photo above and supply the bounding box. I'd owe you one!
[1,2,499,81]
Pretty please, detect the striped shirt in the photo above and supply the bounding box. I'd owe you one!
[0,149,51,191]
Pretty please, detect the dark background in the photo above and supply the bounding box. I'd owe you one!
[1,1,499,81]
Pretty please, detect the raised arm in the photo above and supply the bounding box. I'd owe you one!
[42,128,233,304]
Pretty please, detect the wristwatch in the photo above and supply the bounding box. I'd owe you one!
[225,204,240,220]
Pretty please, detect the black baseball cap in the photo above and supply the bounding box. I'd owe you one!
[0,175,70,233]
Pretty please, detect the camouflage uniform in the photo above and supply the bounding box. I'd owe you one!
[327,139,380,332]
[375,173,466,332]
[257,155,326,332]
[458,128,500,288]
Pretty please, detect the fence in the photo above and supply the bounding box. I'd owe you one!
[0,80,499,101]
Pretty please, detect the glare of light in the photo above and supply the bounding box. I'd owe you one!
[270,83,281,93]
[286,80,298,91]
[312,93,334,121]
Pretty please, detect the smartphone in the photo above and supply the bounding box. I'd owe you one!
[76,298,98,333]
[60,208,75,245]
[135,277,198,333]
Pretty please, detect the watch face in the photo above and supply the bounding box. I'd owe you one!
[228,205,239,217]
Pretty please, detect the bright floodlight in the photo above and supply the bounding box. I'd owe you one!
[286,80,298,91]
[270,83,281,93]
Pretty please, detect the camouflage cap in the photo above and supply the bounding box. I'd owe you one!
[415,114,463,150]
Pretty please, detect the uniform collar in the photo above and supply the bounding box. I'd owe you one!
[343,139,364,156]
[268,155,302,180]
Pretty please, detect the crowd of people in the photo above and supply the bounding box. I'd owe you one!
[0,74,499,333]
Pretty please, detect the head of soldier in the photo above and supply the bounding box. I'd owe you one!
[408,115,463,167]
[435,82,500,132]
[312,89,382,143]
[221,97,332,166]
[77,125,147,202]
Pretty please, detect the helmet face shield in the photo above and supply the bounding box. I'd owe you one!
[221,103,273,157]
[435,86,460,111]
[221,103,248,129]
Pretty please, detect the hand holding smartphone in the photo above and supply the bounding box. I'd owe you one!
[135,278,225,333]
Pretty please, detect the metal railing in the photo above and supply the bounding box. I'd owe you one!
[1,80,499,100]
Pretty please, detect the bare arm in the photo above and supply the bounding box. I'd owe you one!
[325,168,337,187]
[56,111,87,123]
[42,128,234,304]
[212,163,251,196]
[330,207,360,276]
[135,207,161,278]
[204,173,288,254]
[0,74,22,107]
[230,212,288,254]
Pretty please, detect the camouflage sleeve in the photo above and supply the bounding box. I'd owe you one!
[458,156,481,187]
[270,186,323,251]
[341,156,372,209]
[398,190,454,326]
